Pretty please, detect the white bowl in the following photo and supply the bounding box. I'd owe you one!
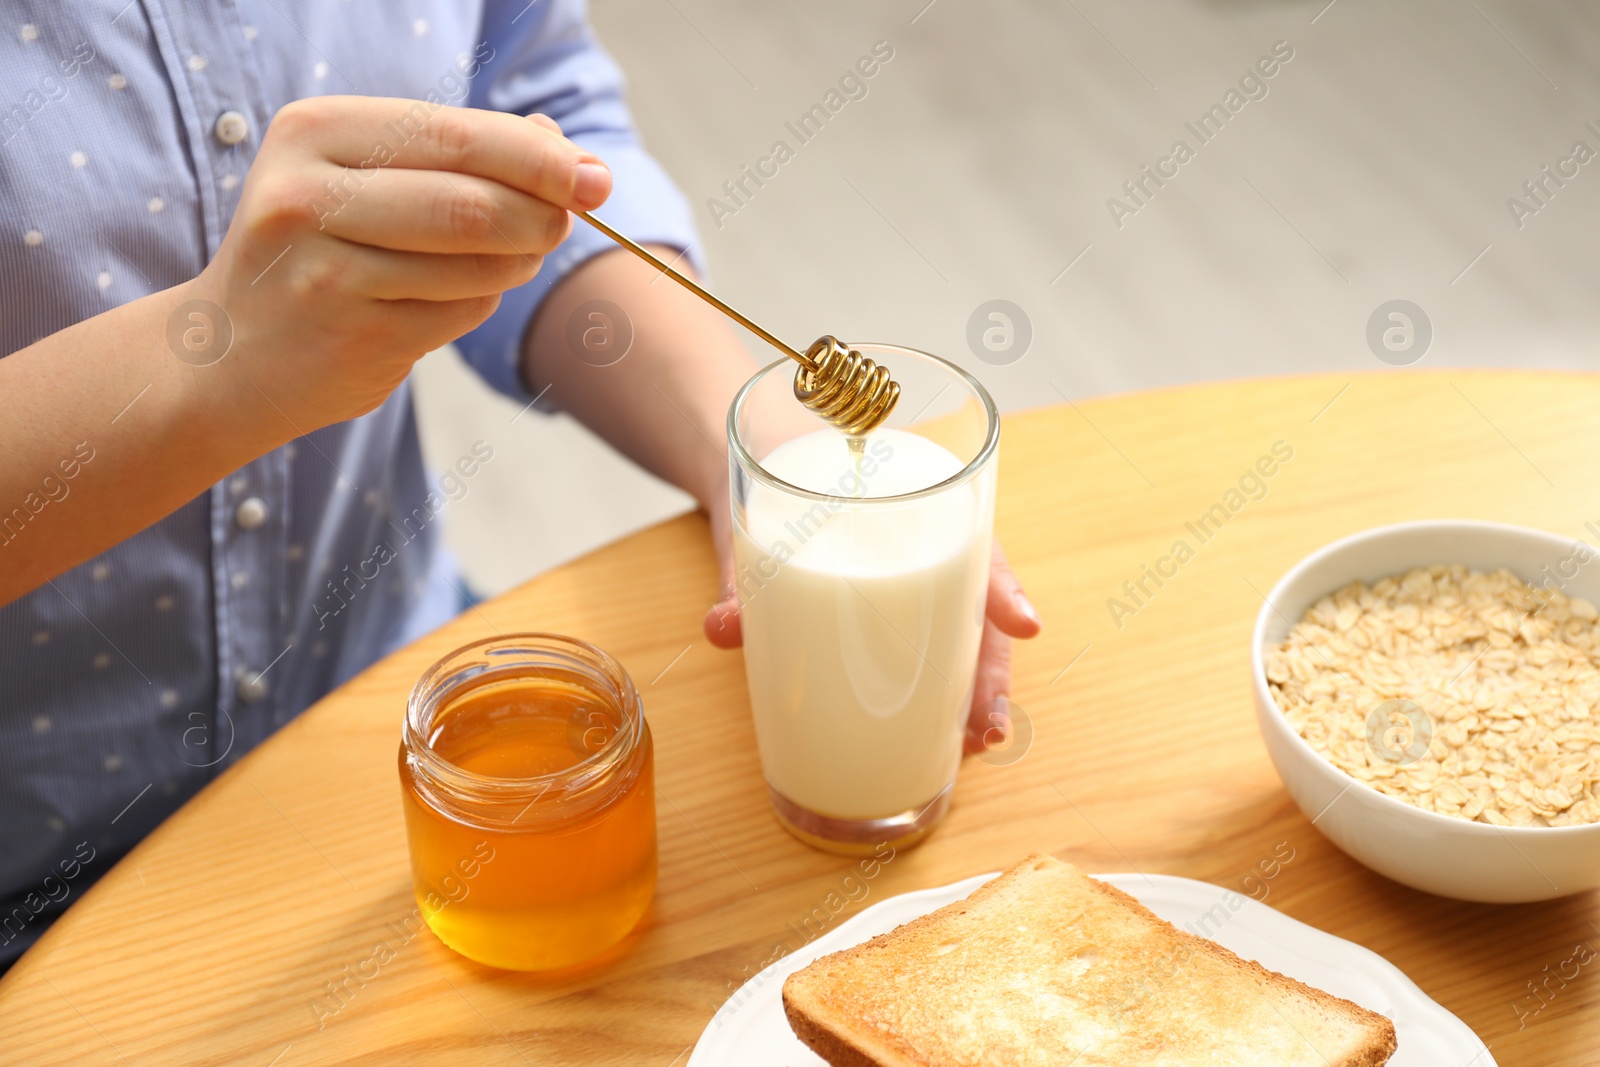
[1252,520,1600,903]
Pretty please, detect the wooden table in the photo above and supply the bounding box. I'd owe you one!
[5,372,1597,1066]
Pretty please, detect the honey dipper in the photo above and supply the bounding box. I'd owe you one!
[577,211,899,436]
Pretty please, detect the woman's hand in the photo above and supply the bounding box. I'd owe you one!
[0,99,610,605]
[196,97,610,437]
[964,542,1044,753]
[702,513,1042,755]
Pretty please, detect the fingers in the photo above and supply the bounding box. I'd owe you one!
[703,595,743,648]
[968,542,1037,755]
[964,617,1014,754]
[316,167,574,255]
[384,293,504,346]
[701,472,744,649]
[985,540,1042,639]
[347,248,544,301]
[703,511,743,649]
[527,112,563,136]
[272,96,611,212]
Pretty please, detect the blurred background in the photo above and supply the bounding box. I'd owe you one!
[415,0,1600,597]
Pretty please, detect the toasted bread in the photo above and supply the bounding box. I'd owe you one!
[782,853,1397,1066]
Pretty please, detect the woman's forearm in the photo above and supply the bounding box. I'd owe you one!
[521,246,759,512]
[0,282,285,605]
[4,242,749,608]
[2,98,618,609]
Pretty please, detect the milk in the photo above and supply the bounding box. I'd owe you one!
[734,428,993,820]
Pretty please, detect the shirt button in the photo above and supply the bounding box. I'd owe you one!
[214,110,250,146]
[235,497,268,530]
[237,671,268,704]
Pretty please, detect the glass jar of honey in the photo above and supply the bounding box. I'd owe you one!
[399,634,656,971]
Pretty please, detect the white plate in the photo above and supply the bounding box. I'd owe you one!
[689,871,1492,1066]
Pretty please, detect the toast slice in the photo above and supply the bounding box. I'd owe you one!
[782,854,1397,1066]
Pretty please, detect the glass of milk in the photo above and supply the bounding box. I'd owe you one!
[728,344,998,854]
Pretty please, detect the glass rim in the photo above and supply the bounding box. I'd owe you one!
[727,343,1000,505]
[403,632,644,801]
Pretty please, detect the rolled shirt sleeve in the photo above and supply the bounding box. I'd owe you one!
[456,0,704,403]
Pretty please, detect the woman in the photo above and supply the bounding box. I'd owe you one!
[0,0,1038,967]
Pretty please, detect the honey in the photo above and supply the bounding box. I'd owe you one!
[399,635,656,971]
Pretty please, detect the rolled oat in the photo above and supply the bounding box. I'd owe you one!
[1266,564,1600,827]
